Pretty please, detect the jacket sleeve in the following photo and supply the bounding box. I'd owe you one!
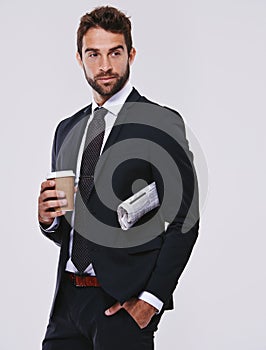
[39,122,65,246]
[144,110,199,303]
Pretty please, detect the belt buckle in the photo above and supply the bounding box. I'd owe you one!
[74,274,86,287]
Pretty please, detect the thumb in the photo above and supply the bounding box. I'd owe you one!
[105,302,122,316]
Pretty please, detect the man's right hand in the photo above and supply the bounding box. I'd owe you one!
[38,180,67,226]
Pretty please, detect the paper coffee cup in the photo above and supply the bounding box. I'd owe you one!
[46,170,75,211]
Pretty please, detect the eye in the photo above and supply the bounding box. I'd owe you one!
[88,52,98,58]
[111,51,121,57]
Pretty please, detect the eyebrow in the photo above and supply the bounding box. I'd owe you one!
[84,45,125,54]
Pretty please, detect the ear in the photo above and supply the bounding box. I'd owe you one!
[129,47,136,65]
[76,52,83,67]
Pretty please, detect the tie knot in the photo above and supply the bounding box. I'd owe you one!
[93,107,108,122]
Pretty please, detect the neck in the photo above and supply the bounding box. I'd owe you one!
[92,80,129,106]
[92,91,111,106]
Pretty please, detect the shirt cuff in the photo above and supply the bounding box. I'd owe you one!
[138,291,164,313]
[40,217,60,233]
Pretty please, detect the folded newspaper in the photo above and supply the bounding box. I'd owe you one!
[117,182,160,230]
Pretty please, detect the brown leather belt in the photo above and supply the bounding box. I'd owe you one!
[66,272,101,287]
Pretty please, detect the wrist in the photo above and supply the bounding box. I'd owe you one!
[138,299,158,314]
[38,214,53,226]
[138,291,163,313]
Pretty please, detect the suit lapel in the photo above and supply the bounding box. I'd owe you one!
[56,105,91,173]
[93,88,142,183]
[102,88,142,152]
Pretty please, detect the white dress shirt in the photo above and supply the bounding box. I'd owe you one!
[43,81,163,312]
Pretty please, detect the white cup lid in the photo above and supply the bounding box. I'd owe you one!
[46,170,75,179]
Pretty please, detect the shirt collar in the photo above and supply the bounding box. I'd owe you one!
[92,81,133,116]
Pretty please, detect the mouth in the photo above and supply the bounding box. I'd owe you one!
[96,76,117,82]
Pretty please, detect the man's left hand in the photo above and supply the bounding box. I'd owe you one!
[105,298,158,329]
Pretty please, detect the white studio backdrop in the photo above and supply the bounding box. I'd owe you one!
[0,0,265,349]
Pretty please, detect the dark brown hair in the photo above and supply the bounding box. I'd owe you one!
[77,6,133,57]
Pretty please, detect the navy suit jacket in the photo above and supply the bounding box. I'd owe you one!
[41,88,199,313]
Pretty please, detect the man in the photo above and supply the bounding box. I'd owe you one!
[38,6,199,350]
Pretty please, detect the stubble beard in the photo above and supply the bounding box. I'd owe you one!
[84,63,130,98]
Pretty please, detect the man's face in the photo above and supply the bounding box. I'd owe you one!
[77,27,136,103]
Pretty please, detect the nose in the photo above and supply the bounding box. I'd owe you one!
[99,55,112,72]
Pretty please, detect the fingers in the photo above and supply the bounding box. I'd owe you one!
[41,189,66,201]
[104,299,156,329]
[39,198,67,212]
[105,302,122,316]
[38,210,66,225]
[38,180,67,225]
[41,180,55,193]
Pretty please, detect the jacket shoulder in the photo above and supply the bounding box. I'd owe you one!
[136,93,183,119]
[56,104,91,135]
[132,93,185,127]
[55,104,91,142]
[51,105,91,170]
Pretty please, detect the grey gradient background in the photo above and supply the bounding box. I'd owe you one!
[0,0,265,349]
